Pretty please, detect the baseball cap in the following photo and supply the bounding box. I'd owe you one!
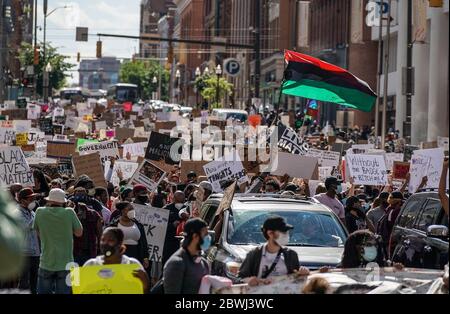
[133,184,148,196]
[262,216,294,233]
[17,188,38,200]
[198,181,213,192]
[183,218,208,235]
[391,191,404,200]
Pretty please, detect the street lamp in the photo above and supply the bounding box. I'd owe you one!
[44,62,52,101]
[175,69,181,104]
[152,76,158,100]
[195,67,201,109]
[215,64,222,108]
[203,66,210,76]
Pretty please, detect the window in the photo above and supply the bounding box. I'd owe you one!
[397,197,424,228]
[415,198,442,232]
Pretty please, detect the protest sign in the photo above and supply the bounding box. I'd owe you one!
[2,109,27,120]
[39,117,53,135]
[437,136,449,152]
[27,104,41,120]
[306,148,341,168]
[130,160,166,192]
[93,120,107,131]
[27,131,45,144]
[122,142,147,158]
[52,134,69,142]
[346,154,388,185]
[347,144,374,155]
[180,160,207,182]
[420,141,438,149]
[46,141,76,158]
[133,204,170,262]
[104,160,139,187]
[215,181,237,217]
[15,133,28,146]
[308,180,322,197]
[276,124,309,155]
[13,120,32,133]
[145,132,184,165]
[319,166,334,181]
[79,141,120,166]
[76,138,99,152]
[0,147,34,187]
[269,152,319,180]
[71,264,143,294]
[413,148,445,189]
[52,124,64,135]
[332,143,352,155]
[154,121,177,132]
[203,152,249,193]
[393,161,410,180]
[115,128,135,141]
[385,153,404,171]
[408,154,431,193]
[72,152,107,187]
[0,127,15,145]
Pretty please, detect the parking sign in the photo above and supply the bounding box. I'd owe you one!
[224,58,241,77]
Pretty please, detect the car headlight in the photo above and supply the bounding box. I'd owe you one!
[225,261,242,279]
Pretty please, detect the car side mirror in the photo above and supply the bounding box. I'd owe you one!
[208,230,216,245]
[426,225,449,238]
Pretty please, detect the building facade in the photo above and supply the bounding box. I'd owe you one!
[78,57,121,91]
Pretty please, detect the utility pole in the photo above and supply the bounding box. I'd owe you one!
[381,0,392,149]
[33,0,38,100]
[254,0,261,99]
[43,0,48,102]
[375,0,384,148]
[0,0,5,103]
[405,0,413,143]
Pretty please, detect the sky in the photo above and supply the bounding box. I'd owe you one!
[36,0,141,85]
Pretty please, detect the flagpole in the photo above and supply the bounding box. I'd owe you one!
[375,0,384,148]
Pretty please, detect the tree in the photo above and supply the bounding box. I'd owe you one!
[200,75,233,108]
[18,42,74,97]
[119,60,170,101]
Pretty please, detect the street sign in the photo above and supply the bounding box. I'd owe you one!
[76,27,89,42]
[224,58,241,77]
[365,0,398,27]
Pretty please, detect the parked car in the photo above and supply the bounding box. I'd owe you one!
[199,194,348,282]
[211,109,248,122]
[390,190,449,270]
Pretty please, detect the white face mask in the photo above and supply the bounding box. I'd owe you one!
[127,210,136,220]
[28,201,38,211]
[275,232,290,247]
[175,203,184,210]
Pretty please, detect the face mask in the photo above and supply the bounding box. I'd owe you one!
[101,244,118,257]
[200,234,211,251]
[88,188,96,197]
[28,201,38,211]
[127,210,136,220]
[73,194,88,203]
[137,195,149,203]
[275,232,290,247]
[362,246,378,262]
[175,203,184,210]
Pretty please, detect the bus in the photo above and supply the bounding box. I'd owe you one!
[59,87,85,102]
[107,83,138,103]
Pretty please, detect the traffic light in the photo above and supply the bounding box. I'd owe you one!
[96,41,102,58]
[77,52,80,62]
[33,46,40,65]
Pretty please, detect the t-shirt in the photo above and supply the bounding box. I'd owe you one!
[257,245,288,279]
[118,223,141,245]
[33,206,82,271]
[83,255,144,270]
[313,193,345,219]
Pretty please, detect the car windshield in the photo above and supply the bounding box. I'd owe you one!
[227,210,346,247]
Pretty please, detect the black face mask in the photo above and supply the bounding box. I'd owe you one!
[101,244,119,257]
[137,195,149,203]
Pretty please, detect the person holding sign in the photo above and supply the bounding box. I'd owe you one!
[83,227,149,293]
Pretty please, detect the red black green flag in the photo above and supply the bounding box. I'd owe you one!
[282,50,377,112]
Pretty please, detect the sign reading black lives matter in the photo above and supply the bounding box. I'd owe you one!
[0,146,35,187]
[275,124,309,155]
[133,204,169,262]
[144,131,184,165]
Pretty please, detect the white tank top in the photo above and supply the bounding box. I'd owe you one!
[118,223,141,245]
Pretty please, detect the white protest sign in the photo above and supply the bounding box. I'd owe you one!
[346,154,388,185]
[413,148,445,189]
[104,160,139,186]
[0,147,35,187]
[66,116,80,130]
[385,153,404,171]
[13,120,32,133]
[319,166,333,181]
[269,152,319,180]
[408,154,431,193]
[52,107,65,122]
[27,104,41,120]
[203,151,249,193]
[52,134,69,142]
[122,142,147,158]
[130,160,167,192]
[75,122,90,133]
[306,148,341,168]
[27,131,45,145]
[0,128,16,145]
[78,141,120,166]
[133,204,169,262]
[132,104,143,115]
[347,144,374,155]
[201,111,208,124]
[437,136,449,151]
[94,120,107,131]
[34,141,47,158]
[156,112,169,121]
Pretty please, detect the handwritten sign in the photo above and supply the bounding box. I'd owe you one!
[346,154,388,185]
[408,154,431,193]
[122,142,147,158]
[392,162,410,180]
[306,148,341,167]
[15,133,28,146]
[413,148,445,189]
[104,160,139,187]
[133,204,170,262]
[78,141,120,166]
[0,147,34,187]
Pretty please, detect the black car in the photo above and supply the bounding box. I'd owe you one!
[199,194,348,282]
[390,191,449,269]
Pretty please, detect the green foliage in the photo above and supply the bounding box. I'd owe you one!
[18,42,74,95]
[119,60,170,101]
[200,75,233,108]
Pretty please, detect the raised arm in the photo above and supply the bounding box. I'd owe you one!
[439,159,449,216]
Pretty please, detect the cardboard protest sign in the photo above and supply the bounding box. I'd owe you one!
[46,141,76,158]
[154,121,177,132]
[130,160,166,192]
[306,148,341,168]
[413,148,445,189]
[269,152,319,180]
[133,204,170,262]
[180,160,207,182]
[72,152,107,188]
[104,160,139,187]
[27,131,45,144]
[71,264,143,294]
[203,152,249,193]
[79,141,120,166]
[393,161,410,180]
[275,124,309,155]
[115,128,135,141]
[122,142,147,158]
[145,132,184,165]
[346,154,388,185]
[215,181,237,217]
[420,141,438,149]
[93,120,107,131]
[0,147,35,187]
[408,154,431,193]
[1,109,27,120]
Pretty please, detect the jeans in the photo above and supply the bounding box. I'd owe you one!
[18,256,40,294]
[37,268,71,294]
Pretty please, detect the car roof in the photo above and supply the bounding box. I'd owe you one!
[212,109,248,114]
